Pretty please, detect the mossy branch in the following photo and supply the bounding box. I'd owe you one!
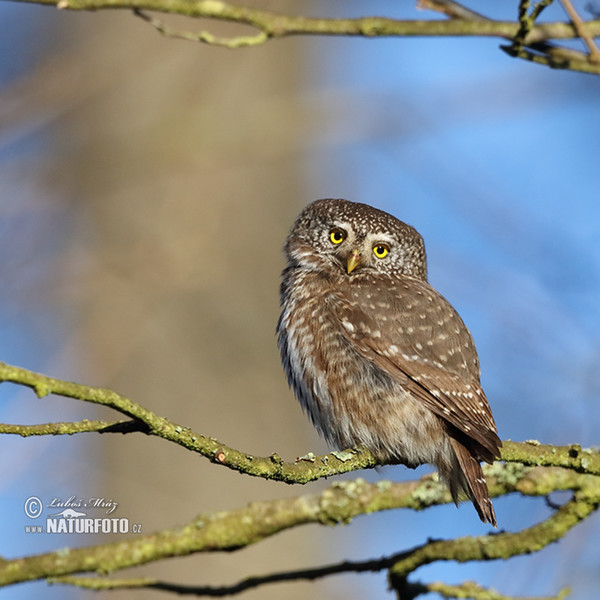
[0,361,379,482]
[10,0,600,74]
[389,484,599,583]
[1,361,599,482]
[1,360,599,597]
[1,464,598,591]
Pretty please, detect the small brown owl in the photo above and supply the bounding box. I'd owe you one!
[277,198,501,526]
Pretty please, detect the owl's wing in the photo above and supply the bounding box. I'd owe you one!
[336,276,501,461]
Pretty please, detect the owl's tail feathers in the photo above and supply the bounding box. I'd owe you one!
[448,438,497,528]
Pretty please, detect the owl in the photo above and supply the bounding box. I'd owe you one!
[277,198,501,526]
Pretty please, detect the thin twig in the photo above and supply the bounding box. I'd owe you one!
[427,580,571,600]
[0,419,146,436]
[560,0,600,61]
[133,8,268,48]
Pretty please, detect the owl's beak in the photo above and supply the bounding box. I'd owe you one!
[346,249,360,274]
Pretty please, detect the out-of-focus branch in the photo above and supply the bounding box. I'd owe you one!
[424,580,570,600]
[389,483,599,581]
[9,0,600,73]
[560,0,600,61]
[0,474,460,587]
[47,567,572,599]
[0,464,596,591]
[8,1,600,49]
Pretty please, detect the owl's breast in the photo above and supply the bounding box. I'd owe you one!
[277,267,397,448]
[277,269,337,437]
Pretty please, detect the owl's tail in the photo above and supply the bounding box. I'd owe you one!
[448,437,497,528]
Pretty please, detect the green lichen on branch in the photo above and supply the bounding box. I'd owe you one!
[426,580,570,600]
[389,478,600,584]
[1,361,599,484]
[1,360,599,596]
[1,466,597,589]
[502,440,600,477]
[0,361,378,483]
[0,476,447,586]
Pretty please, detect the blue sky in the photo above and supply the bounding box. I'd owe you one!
[302,9,600,599]
[1,1,599,599]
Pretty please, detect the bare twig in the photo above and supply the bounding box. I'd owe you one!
[560,0,600,61]
[7,0,599,46]
[133,8,268,48]
[418,0,488,21]
[8,0,600,73]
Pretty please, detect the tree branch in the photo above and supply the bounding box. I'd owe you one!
[0,475,450,587]
[425,580,570,600]
[0,361,379,482]
[0,419,147,436]
[501,439,600,477]
[47,574,571,600]
[7,0,599,45]
[2,361,599,482]
[1,464,597,589]
[1,360,598,595]
[9,0,600,73]
[389,480,600,590]
[559,0,600,61]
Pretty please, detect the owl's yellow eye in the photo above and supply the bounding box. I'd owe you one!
[373,244,389,259]
[329,229,346,245]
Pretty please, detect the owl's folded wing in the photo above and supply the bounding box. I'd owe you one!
[336,277,502,462]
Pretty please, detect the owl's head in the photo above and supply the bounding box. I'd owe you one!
[284,198,427,280]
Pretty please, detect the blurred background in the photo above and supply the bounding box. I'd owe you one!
[0,1,599,598]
